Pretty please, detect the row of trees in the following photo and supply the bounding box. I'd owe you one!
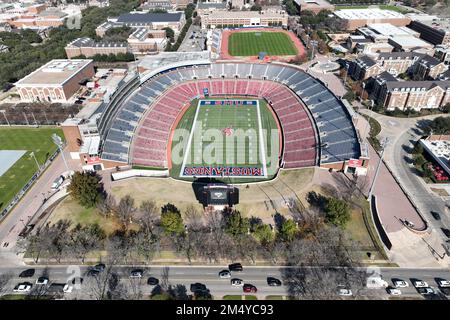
[72,52,135,63]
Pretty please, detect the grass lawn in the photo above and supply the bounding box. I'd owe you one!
[48,196,122,235]
[223,295,242,300]
[244,295,257,300]
[0,294,27,300]
[0,127,62,212]
[229,32,297,56]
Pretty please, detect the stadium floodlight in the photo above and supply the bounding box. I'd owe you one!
[29,152,41,171]
[0,110,10,126]
[52,133,69,172]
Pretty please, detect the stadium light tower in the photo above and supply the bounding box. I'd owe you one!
[52,133,69,172]
[30,152,41,171]
[0,110,10,126]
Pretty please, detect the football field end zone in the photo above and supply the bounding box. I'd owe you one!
[179,99,268,179]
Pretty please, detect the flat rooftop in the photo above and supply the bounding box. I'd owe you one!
[420,138,450,176]
[389,35,433,48]
[366,23,417,37]
[16,59,93,86]
[412,18,450,34]
[334,8,406,20]
[138,51,210,71]
[203,10,287,19]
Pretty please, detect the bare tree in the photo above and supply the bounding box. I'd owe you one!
[117,195,137,230]
[139,200,158,223]
[71,224,106,264]
[0,272,12,297]
[97,194,117,218]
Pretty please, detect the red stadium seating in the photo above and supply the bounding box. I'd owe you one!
[131,77,317,169]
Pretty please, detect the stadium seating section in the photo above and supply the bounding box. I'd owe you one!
[101,63,360,170]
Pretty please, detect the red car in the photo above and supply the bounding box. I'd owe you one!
[243,284,257,293]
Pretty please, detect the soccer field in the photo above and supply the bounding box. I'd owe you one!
[171,99,280,182]
[0,127,62,212]
[228,32,298,56]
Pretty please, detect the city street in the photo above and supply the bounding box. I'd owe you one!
[1,265,449,299]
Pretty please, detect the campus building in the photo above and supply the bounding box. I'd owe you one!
[293,0,334,14]
[200,10,288,29]
[15,59,95,103]
[408,19,450,46]
[65,37,129,58]
[127,28,167,53]
[334,8,411,31]
[96,12,186,36]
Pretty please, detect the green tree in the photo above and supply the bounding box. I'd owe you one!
[343,91,356,102]
[279,219,298,242]
[425,116,450,135]
[253,224,275,244]
[441,103,450,114]
[324,198,350,227]
[161,203,181,215]
[161,210,184,235]
[67,171,105,208]
[413,154,426,167]
[225,211,250,237]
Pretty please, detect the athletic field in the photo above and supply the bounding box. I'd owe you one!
[0,127,62,212]
[171,99,280,182]
[228,31,298,56]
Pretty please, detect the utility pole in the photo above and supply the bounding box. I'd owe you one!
[368,137,389,201]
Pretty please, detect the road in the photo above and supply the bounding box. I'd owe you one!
[1,265,450,299]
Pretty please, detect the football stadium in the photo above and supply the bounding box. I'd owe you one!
[93,60,366,183]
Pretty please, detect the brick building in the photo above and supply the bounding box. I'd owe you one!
[293,0,334,14]
[16,59,95,103]
[200,10,288,29]
[65,37,129,58]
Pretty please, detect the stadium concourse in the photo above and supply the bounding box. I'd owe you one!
[99,62,366,179]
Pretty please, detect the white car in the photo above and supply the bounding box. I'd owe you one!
[63,284,73,293]
[437,279,450,287]
[387,287,402,295]
[13,283,32,292]
[231,278,243,287]
[219,270,231,279]
[393,280,409,288]
[413,280,429,288]
[338,288,352,296]
[418,287,434,295]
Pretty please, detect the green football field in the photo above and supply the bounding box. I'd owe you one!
[228,32,298,56]
[171,99,280,182]
[0,127,62,212]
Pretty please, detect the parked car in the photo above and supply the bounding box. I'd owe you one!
[430,211,441,220]
[35,276,49,285]
[386,287,402,295]
[219,270,231,279]
[13,282,32,292]
[190,283,207,292]
[413,280,429,288]
[231,278,243,287]
[93,263,106,272]
[243,284,257,293]
[147,277,159,286]
[51,175,64,190]
[436,279,450,287]
[19,269,35,278]
[63,284,73,293]
[267,277,282,287]
[393,279,409,288]
[337,288,352,296]
[417,287,434,295]
[130,269,144,278]
[228,263,243,272]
